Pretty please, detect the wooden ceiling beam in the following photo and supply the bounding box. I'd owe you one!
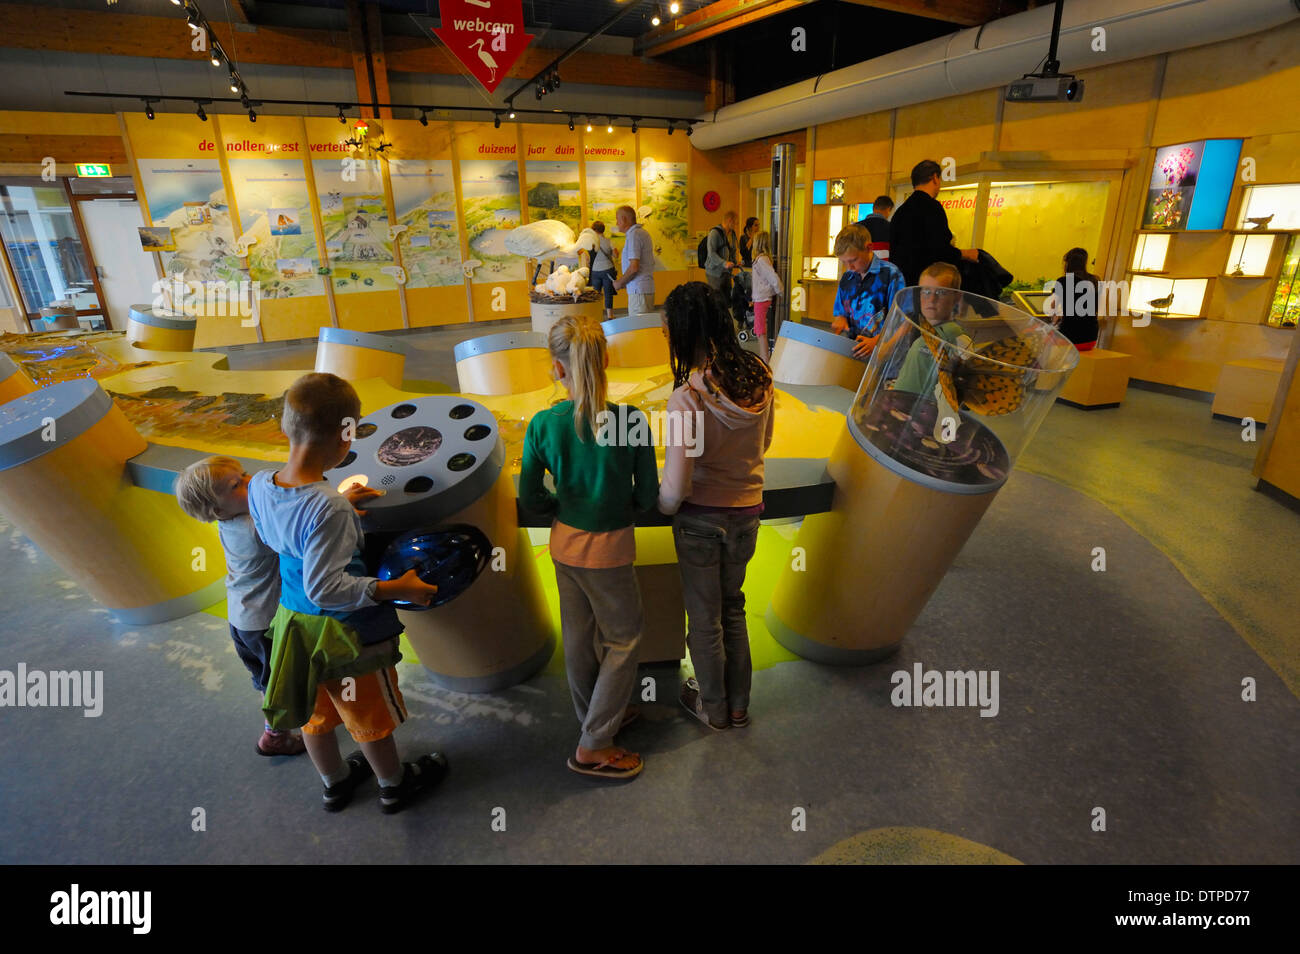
[838,0,1027,27]
[0,2,703,94]
[636,0,811,57]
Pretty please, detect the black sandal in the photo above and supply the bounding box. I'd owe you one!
[322,751,374,813]
[379,753,450,815]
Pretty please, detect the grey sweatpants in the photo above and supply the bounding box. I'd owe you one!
[554,561,644,751]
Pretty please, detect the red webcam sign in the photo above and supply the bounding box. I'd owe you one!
[433,0,535,94]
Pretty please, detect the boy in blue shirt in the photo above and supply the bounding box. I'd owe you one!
[830,224,906,360]
[249,372,447,814]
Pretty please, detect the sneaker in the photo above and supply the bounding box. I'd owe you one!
[322,752,374,813]
[679,678,729,731]
[257,728,306,757]
[379,753,449,815]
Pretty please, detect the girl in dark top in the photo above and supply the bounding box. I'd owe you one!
[1049,247,1100,350]
[738,217,760,267]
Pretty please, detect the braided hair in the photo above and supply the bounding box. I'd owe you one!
[663,281,771,404]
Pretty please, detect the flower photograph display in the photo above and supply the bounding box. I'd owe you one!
[1143,141,1203,230]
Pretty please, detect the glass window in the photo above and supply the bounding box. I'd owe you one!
[936,184,977,249]
[983,180,1110,292]
[0,181,100,316]
[69,176,135,195]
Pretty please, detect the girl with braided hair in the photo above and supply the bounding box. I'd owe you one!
[658,282,775,730]
[520,315,659,780]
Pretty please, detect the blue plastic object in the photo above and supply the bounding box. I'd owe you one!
[375,524,492,610]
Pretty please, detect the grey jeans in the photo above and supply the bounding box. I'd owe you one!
[672,511,760,724]
[554,561,644,751]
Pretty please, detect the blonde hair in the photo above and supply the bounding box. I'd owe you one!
[833,224,870,256]
[920,261,961,288]
[548,315,607,441]
[754,231,773,261]
[175,455,242,523]
[280,372,361,448]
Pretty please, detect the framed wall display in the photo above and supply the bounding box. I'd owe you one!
[1269,233,1300,328]
[1236,183,1300,232]
[1141,139,1242,231]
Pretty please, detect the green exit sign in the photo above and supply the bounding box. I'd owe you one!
[75,163,112,177]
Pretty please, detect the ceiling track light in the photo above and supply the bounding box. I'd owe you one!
[508,110,516,119]
[337,105,347,124]
[631,118,638,134]
[670,1,681,13]
[685,124,693,137]
[568,115,575,131]
[418,109,428,127]
[493,113,501,129]
[143,98,156,120]
[651,13,661,27]
[195,100,208,121]
[667,122,674,135]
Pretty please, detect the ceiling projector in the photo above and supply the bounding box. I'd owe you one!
[1005,75,1084,103]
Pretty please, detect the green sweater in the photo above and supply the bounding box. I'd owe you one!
[520,400,659,531]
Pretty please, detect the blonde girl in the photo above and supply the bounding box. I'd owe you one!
[749,231,782,361]
[519,315,659,780]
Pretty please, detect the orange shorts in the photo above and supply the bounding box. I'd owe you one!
[302,666,407,742]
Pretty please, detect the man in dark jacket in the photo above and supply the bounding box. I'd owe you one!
[889,159,978,287]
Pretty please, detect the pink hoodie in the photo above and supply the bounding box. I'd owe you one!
[657,366,775,514]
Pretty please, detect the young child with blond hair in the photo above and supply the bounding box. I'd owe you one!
[520,315,659,780]
[175,455,304,757]
[248,372,448,813]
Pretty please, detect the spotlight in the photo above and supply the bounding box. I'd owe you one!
[652,14,661,27]
[170,0,181,5]
[240,93,251,110]
[535,84,544,100]
[568,115,575,131]
[607,124,613,133]
[551,72,561,91]
[494,113,501,129]
[508,110,516,119]
[195,101,207,122]
[248,107,257,122]
[418,109,428,127]
[143,99,155,120]
[667,122,674,135]
[337,105,347,124]
[631,118,638,134]
[210,52,221,67]
[685,124,692,137]
[670,1,680,13]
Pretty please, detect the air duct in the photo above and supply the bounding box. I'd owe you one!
[690,0,1299,150]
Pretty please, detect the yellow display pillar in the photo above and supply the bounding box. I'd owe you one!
[767,289,1079,663]
[602,314,670,369]
[327,395,554,692]
[530,298,603,335]
[770,321,866,392]
[1253,334,1300,507]
[0,379,226,623]
[314,327,408,389]
[127,305,197,352]
[0,352,35,404]
[454,331,553,396]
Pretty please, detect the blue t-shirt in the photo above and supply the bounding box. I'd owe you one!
[247,471,400,645]
[833,255,905,339]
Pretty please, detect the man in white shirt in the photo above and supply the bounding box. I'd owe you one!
[612,205,656,317]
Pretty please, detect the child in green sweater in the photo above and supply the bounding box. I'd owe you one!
[520,315,660,781]
[891,262,970,395]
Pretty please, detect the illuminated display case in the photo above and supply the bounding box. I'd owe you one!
[1225,234,1275,277]
[1270,234,1300,329]
[1125,276,1209,319]
[1237,183,1300,232]
[1132,233,1171,272]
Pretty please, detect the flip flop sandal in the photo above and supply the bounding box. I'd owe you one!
[567,752,643,780]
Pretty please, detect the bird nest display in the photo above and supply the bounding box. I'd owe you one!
[529,287,601,305]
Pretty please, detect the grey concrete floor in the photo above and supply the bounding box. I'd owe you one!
[1,329,1297,864]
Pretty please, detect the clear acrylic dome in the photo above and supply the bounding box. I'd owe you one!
[849,286,1080,491]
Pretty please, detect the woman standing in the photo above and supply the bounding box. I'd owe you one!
[1047,247,1101,350]
[587,222,618,321]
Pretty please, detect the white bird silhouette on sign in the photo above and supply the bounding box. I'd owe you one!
[469,39,498,84]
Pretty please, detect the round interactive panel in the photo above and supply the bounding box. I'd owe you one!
[325,395,504,533]
[0,352,34,404]
[127,304,197,352]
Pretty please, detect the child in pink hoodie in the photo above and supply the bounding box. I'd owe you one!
[658,282,775,730]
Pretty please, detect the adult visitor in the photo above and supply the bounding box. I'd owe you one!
[829,224,905,360]
[704,210,740,295]
[613,205,656,318]
[890,159,978,287]
[738,216,760,267]
[587,221,618,321]
[1046,247,1101,350]
[856,195,894,249]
